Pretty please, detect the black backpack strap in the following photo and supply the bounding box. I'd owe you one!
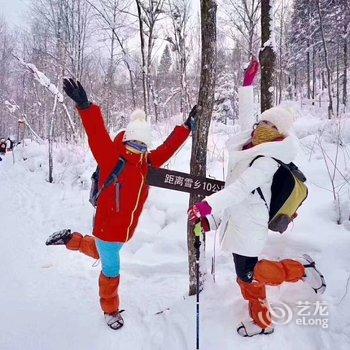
[249,155,269,209]
[255,187,267,206]
[95,157,127,202]
[249,155,264,167]
[272,158,307,182]
[104,157,127,188]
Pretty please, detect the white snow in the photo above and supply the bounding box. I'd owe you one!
[1,105,350,349]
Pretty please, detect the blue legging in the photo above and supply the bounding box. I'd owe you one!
[95,239,123,278]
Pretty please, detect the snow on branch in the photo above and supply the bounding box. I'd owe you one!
[12,53,77,137]
[12,54,64,103]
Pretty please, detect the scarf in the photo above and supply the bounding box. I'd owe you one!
[251,125,284,146]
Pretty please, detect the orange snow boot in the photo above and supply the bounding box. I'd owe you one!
[237,320,274,337]
[46,230,100,259]
[99,273,124,330]
[104,311,124,330]
[46,229,73,246]
[236,278,274,337]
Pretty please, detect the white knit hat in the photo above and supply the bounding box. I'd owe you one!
[124,109,152,147]
[259,106,295,135]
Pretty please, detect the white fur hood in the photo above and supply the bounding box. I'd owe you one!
[225,131,299,172]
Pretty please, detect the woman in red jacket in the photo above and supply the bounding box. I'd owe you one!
[46,79,196,330]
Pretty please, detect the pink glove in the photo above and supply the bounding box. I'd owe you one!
[188,201,212,225]
[243,57,260,87]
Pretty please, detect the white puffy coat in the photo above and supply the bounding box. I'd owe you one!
[205,131,298,257]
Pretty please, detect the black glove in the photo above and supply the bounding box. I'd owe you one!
[184,105,198,130]
[63,78,91,109]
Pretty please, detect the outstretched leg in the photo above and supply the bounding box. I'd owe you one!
[254,258,305,285]
[234,254,306,336]
[46,229,99,259]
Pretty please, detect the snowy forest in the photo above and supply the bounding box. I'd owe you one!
[1,0,348,138]
[1,0,350,349]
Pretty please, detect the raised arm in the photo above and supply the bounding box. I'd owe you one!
[148,106,197,168]
[148,125,190,168]
[238,57,260,131]
[78,104,114,166]
[63,78,114,167]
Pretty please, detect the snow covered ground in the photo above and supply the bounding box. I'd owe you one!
[1,105,350,350]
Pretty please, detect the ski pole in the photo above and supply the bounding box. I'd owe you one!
[194,223,203,350]
[195,235,200,350]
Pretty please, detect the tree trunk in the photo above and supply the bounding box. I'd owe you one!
[112,30,136,109]
[149,78,160,122]
[307,39,311,100]
[336,40,340,116]
[278,8,283,105]
[104,26,116,126]
[316,0,333,119]
[187,0,217,296]
[180,45,190,120]
[259,0,276,112]
[307,3,311,100]
[343,32,348,107]
[48,94,58,183]
[127,64,136,109]
[312,47,316,105]
[136,0,148,116]
[294,65,297,99]
[147,26,156,119]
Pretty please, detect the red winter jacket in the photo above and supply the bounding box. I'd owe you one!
[79,104,190,243]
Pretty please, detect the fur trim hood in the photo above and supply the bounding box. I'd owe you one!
[225,130,299,176]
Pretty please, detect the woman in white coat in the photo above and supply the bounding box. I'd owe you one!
[189,61,326,337]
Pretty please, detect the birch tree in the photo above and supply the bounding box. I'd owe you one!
[222,0,261,60]
[316,0,333,118]
[87,0,137,121]
[135,0,165,120]
[165,0,191,119]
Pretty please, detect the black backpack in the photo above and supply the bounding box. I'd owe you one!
[250,156,308,233]
[89,157,127,207]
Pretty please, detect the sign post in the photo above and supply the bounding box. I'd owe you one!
[148,167,225,196]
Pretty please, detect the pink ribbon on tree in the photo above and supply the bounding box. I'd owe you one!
[243,57,260,87]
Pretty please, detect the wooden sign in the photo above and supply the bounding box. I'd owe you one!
[148,167,225,197]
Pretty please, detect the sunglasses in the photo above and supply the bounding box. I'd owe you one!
[125,140,148,153]
[252,120,277,131]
